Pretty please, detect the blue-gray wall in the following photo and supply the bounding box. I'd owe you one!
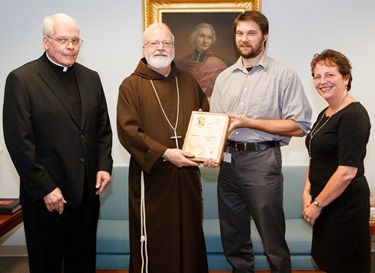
[0,0,374,251]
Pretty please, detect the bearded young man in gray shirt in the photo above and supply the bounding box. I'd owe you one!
[210,11,312,273]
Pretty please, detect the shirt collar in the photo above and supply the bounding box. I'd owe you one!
[232,53,268,73]
[45,52,72,72]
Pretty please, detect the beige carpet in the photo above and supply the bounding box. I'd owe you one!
[1,256,375,273]
[0,257,29,273]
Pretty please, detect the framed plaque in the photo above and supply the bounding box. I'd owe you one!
[182,111,229,163]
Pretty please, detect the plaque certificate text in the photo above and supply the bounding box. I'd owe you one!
[182,111,229,163]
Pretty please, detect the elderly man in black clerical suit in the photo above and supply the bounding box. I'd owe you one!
[3,13,113,273]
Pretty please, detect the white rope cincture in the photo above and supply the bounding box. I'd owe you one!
[140,171,148,273]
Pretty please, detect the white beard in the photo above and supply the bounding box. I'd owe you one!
[146,52,175,69]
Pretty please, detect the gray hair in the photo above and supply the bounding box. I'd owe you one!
[142,22,175,44]
[42,13,80,36]
[189,23,216,46]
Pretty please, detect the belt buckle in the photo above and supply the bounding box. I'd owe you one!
[258,143,268,151]
[234,142,238,150]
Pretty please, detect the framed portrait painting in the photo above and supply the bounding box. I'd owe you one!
[143,0,261,63]
[143,0,261,96]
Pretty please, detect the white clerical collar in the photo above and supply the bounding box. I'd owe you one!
[191,49,207,63]
[46,53,69,72]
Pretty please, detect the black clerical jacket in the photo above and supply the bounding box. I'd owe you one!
[3,53,113,208]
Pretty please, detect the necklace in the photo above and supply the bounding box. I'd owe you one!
[308,93,348,161]
[150,76,181,148]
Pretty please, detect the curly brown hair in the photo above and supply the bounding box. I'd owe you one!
[311,49,352,91]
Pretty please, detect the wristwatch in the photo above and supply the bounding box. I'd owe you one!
[313,198,321,207]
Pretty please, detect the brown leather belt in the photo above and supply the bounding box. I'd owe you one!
[227,140,280,152]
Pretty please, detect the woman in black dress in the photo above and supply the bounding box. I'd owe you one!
[302,49,371,273]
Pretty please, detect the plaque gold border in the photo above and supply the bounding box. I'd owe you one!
[182,111,229,163]
[143,0,262,29]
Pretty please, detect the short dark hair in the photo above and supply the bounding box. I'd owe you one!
[233,10,269,35]
[233,11,269,48]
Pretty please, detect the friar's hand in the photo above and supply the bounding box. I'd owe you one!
[162,148,199,168]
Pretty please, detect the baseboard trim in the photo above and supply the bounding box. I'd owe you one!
[0,245,28,256]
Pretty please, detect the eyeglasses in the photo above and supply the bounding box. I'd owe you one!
[47,36,84,47]
[144,40,174,48]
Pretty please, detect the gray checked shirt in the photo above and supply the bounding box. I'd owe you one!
[210,54,312,146]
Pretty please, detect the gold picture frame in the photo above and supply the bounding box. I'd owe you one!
[143,0,261,29]
[143,0,261,67]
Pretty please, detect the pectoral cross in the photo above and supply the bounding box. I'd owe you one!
[191,68,199,78]
[171,129,181,149]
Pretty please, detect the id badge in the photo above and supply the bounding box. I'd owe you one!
[223,151,232,163]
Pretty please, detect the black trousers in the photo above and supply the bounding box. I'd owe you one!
[218,146,291,273]
[22,187,100,273]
